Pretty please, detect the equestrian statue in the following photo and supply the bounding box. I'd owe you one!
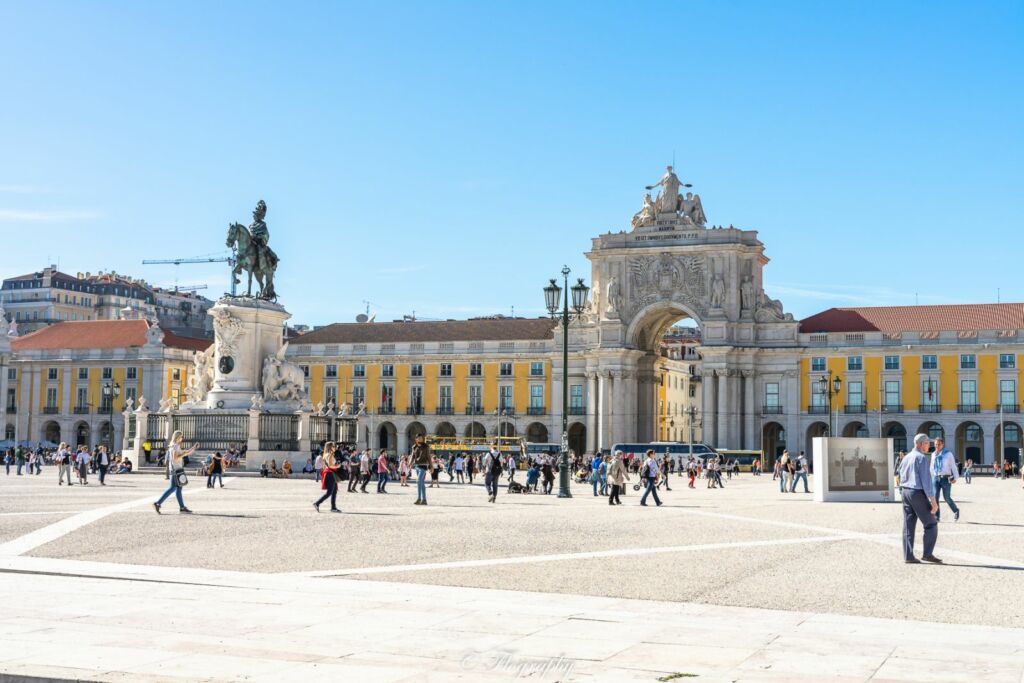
[227,199,279,299]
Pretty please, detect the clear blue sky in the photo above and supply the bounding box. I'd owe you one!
[1,1,1021,327]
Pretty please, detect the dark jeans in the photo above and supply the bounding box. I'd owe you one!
[933,476,959,520]
[609,483,621,504]
[316,474,339,510]
[98,464,108,484]
[485,472,499,498]
[359,473,370,492]
[901,488,937,560]
[156,477,185,509]
[377,471,388,493]
[640,477,662,505]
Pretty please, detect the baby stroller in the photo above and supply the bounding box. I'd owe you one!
[633,473,648,491]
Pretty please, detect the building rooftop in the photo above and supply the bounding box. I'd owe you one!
[295,317,557,344]
[799,303,1024,334]
[11,320,211,352]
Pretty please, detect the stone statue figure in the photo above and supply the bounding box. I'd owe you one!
[145,321,164,346]
[605,275,622,318]
[631,193,656,229]
[211,308,246,359]
[680,192,707,226]
[122,397,135,413]
[227,199,279,299]
[261,344,307,402]
[7,318,17,337]
[135,396,148,412]
[710,276,726,308]
[184,347,215,404]
[646,165,688,214]
[158,397,174,413]
[740,275,755,311]
[339,402,351,416]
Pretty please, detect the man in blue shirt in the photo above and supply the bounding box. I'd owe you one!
[897,434,941,564]
[930,436,960,522]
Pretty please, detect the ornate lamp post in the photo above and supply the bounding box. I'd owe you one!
[817,373,842,436]
[102,381,121,449]
[543,266,589,499]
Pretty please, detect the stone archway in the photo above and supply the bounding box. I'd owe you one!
[568,422,586,457]
[842,421,868,438]
[377,422,397,452]
[435,422,456,438]
[955,421,983,463]
[464,422,486,439]
[98,421,114,449]
[883,421,907,455]
[74,421,90,447]
[917,421,944,443]
[406,421,427,444]
[526,422,549,444]
[994,422,1020,465]
[43,421,61,445]
[806,421,828,455]
[762,421,785,464]
[497,421,516,437]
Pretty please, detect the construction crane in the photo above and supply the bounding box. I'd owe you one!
[142,255,237,296]
[157,284,208,293]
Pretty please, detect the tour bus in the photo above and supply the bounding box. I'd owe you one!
[610,442,719,469]
[714,449,763,473]
[526,442,561,462]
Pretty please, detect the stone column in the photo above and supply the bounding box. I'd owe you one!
[131,408,149,459]
[585,371,598,453]
[784,370,800,451]
[297,411,312,459]
[983,432,995,466]
[743,371,756,450]
[598,371,613,451]
[701,370,716,448]
[622,371,638,444]
[246,408,261,458]
[716,370,729,448]
[611,371,625,447]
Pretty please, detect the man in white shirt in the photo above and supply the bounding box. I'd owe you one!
[57,443,74,486]
[314,452,324,480]
[930,436,960,522]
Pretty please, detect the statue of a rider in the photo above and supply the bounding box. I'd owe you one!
[228,199,278,299]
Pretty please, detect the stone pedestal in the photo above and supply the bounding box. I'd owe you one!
[205,298,290,411]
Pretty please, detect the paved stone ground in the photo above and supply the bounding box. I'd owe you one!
[1,468,1023,681]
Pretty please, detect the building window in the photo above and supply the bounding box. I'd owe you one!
[409,386,423,412]
[77,367,88,380]
[325,386,337,405]
[1000,379,1017,408]
[7,368,15,381]
[921,379,938,406]
[171,368,180,381]
[884,381,900,407]
[1005,424,1021,443]
[570,384,584,410]
[353,364,365,378]
[922,355,938,370]
[440,363,452,377]
[45,387,58,408]
[965,424,981,441]
[884,355,900,370]
[76,387,88,410]
[380,385,394,411]
[468,385,482,412]
[1000,354,1016,369]
[811,381,827,408]
[960,354,976,369]
[689,384,696,398]
[438,385,452,411]
[47,368,58,380]
[765,382,780,408]
[126,367,137,380]
[530,362,544,376]
[811,357,826,372]
[529,384,544,409]
[847,356,863,371]
[499,362,513,377]
[124,386,137,405]
[847,381,862,408]
[381,364,394,378]
[411,364,423,377]
[469,363,482,377]
[352,385,365,408]
[960,380,977,407]
[6,388,14,410]
[300,365,310,379]
[325,364,337,378]
[499,385,513,411]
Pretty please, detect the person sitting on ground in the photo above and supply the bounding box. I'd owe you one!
[116,458,133,474]
[260,460,269,478]
[302,459,314,474]
[269,459,281,477]
[282,459,293,477]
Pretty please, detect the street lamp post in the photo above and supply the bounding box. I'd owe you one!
[543,266,589,499]
[817,373,842,436]
[102,381,121,450]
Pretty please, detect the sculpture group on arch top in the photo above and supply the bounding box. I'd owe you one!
[597,165,794,333]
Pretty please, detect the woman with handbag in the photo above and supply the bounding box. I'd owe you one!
[313,441,342,513]
[154,430,196,514]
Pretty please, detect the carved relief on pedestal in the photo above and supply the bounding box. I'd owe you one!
[623,252,708,322]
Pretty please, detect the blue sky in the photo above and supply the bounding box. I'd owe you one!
[1,1,1021,327]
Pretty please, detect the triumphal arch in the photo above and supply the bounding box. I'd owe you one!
[558,166,803,452]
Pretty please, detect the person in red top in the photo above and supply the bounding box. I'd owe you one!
[376,448,390,494]
[313,442,342,513]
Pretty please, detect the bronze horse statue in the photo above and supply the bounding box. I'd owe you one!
[227,200,278,299]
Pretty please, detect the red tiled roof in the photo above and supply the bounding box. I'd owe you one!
[295,318,557,344]
[800,304,1024,334]
[11,320,212,352]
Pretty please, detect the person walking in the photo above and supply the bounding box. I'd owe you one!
[398,453,410,487]
[313,441,342,513]
[314,450,324,482]
[376,448,390,493]
[15,446,25,475]
[598,455,610,495]
[658,454,672,491]
[639,450,663,506]
[56,443,74,486]
[686,456,697,488]
[898,434,941,563]
[454,453,465,483]
[790,452,810,493]
[483,445,502,503]
[466,453,476,484]
[154,431,195,514]
[75,447,91,485]
[206,451,224,488]
[590,453,603,496]
[608,451,628,505]
[963,458,972,484]
[410,434,431,505]
[3,448,12,476]
[96,445,110,486]
[541,455,554,494]
[358,449,371,493]
[930,436,960,522]
[778,451,791,493]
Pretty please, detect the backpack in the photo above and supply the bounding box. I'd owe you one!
[489,452,503,475]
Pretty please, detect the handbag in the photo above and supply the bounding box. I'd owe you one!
[173,469,189,487]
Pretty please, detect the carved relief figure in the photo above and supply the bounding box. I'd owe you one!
[631,193,656,229]
[645,165,688,214]
[605,274,622,318]
[710,276,726,308]
[184,347,215,403]
[145,321,164,346]
[740,275,755,311]
[261,344,307,402]
[680,192,707,226]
